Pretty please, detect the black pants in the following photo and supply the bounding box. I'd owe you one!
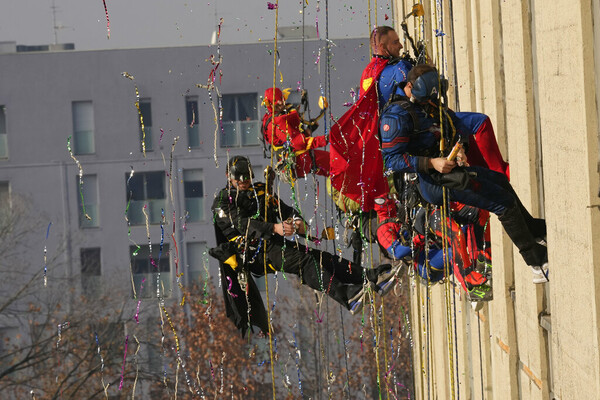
[248,237,385,309]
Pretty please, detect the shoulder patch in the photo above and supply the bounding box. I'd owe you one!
[380,116,398,137]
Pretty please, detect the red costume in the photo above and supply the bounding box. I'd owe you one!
[262,88,329,178]
[328,57,390,212]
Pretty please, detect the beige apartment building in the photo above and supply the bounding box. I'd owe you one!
[391,1,600,399]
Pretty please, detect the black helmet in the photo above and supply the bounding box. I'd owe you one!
[227,156,253,181]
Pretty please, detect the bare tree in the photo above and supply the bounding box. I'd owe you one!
[0,194,413,399]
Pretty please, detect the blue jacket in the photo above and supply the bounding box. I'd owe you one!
[380,99,439,174]
[378,59,413,106]
[380,99,470,174]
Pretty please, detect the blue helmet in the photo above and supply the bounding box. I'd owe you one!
[410,70,440,102]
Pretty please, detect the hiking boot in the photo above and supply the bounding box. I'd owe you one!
[467,283,493,302]
[531,263,549,284]
[474,254,492,280]
[348,286,368,315]
[373,263,403,296]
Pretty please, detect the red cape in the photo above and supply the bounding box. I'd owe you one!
[329,57,389,212]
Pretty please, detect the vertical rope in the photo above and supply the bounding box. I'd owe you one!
[477,311,485,399]
[368,0,373,53]
[302,0,305,90]
[263,2,280,398]
[339,305,351,400]
[434,1,458,397]
[426,278,432,399]
[323,2,333,397]
[414,278,425,400]
[380,298,391,400]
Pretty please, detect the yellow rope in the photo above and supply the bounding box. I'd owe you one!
[426,279,433,398]
[366,221,385,400]
[263,2,279,398]
[434,1,457,397]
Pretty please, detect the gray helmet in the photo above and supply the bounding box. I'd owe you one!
[227,156,253,181]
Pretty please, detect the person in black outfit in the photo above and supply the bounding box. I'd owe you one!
[210,156,397,337]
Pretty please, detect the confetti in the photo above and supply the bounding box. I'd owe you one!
[56,322,69,349]
[67,137,91,221]
[118,335,129,390]
[43,222,51,287]
[226,276,238,298]
[121,72,147,157]
[102,0,110,39]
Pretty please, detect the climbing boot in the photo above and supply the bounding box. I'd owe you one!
[373,263,405,295]
[348,285,369,315]
[467,283,493,302]
[531,263,549,284]
[475,254,492,281]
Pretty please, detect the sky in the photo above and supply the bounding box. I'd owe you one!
[0,0,396,51]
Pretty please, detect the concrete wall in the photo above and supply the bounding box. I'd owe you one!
[394,0,600,398]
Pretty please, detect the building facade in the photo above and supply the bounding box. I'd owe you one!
[0,37,367,297]
[0,38,373,397]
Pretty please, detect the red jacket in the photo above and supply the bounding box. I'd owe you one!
[262,109,327,153]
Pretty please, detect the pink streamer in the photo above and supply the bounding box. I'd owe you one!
[118,335,129,390]
[102,0,110,39]
[226,276,238,297]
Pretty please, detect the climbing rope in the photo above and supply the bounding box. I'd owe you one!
[262,2,280,398]
[435,0,459,396]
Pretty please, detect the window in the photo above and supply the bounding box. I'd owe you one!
[139,99,153,152]
[131,244,171,298]
[77,174,99,228]
[72,101,95,154]
[183,169,203,222]
[186,242,208,286]
[0,106,7,159]
[81,248,101,297]
[186,96,200,148]
[221,93,260,147]
[0,182,8,210]
[0,182,9,229]
[147,339,164,374]
[126,171,166,225]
